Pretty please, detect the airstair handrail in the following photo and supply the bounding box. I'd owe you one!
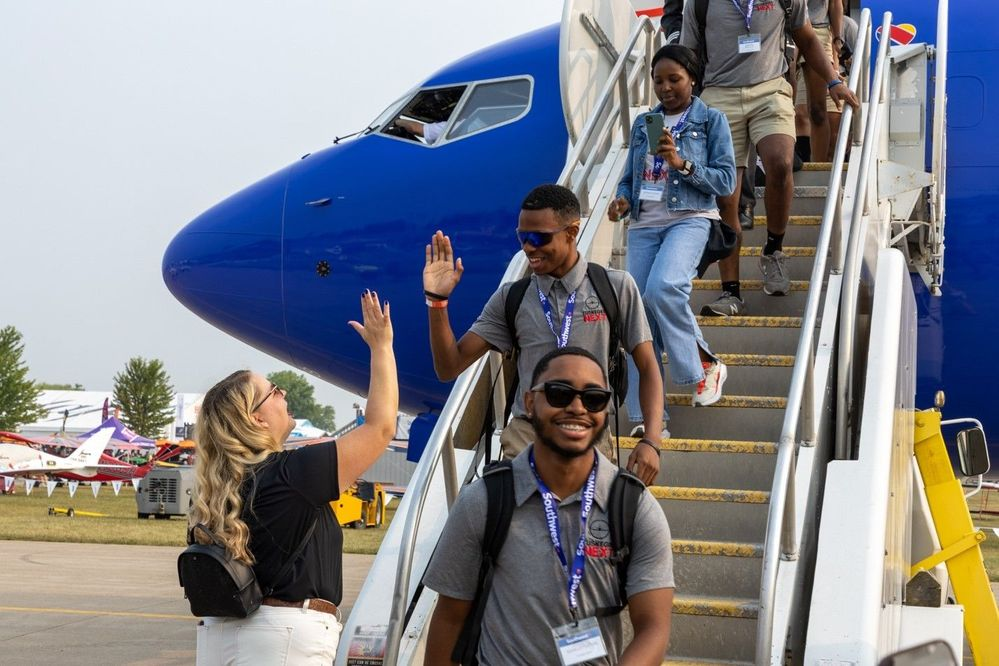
[755,10,874,664]
[382,16,658,665]
[929,0,948,292]
[836,12,894,463]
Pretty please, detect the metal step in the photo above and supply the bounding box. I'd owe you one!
[793,161,842,186]
[667,403,785,441]
[617,437,777,490]
[697,316,803,356]
[663,659,754,666]
[689,280,809,316]
[737,215,822,246]
[669,595,760,663]
[673,539,764,598]
[754,185,829,216]
[655,487,770,542]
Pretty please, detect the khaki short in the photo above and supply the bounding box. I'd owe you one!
[795,24,841,113]
[701,77,796,168]
[500,416,618,463]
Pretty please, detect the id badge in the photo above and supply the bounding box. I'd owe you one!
[738,33,762,53]
[552,616,608,666]
[639,154,667,201]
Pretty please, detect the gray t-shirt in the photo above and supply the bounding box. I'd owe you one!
[806,0,829,27]
[469,257,652,417]
[681,0,809,88]
[424,447,675,665]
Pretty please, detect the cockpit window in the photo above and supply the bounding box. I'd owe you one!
[380,86,466,144]
[378,77,532,146]
[446,78,532,140]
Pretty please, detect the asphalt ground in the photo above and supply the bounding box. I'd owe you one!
[0,541,374,665]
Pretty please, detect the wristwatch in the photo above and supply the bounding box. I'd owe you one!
[678,160,694,176]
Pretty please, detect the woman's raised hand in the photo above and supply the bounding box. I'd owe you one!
[348,290,393,349]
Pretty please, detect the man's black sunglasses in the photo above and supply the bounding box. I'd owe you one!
[531,381,611,412]
[516,223,572,248]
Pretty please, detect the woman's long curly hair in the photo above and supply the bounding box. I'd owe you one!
[188,370,277,563]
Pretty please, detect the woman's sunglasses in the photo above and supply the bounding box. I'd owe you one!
[516,223,571,248]
[531,381,611,412]
[252,383,284,412]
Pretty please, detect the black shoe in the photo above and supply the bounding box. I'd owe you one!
[739,204,754,230]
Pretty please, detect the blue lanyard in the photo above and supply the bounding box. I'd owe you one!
[537,285,576,348]
[529,449,599,617]
[651,103,693,176]
[731,0,754,31]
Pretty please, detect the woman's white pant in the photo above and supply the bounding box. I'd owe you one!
[196,605,341,665]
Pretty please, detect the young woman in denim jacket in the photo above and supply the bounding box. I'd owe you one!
[609,45,736,430]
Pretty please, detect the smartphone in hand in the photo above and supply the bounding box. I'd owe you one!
[644,113,665,154]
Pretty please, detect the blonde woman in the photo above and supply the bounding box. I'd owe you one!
[191,291,396,664]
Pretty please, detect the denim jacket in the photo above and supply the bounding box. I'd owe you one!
[616,96,736,219]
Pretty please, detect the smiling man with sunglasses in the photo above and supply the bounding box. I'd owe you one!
[424,347,674,665]
[423,184,665,485]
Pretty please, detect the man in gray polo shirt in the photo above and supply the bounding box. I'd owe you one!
[424,347,674,665]
[423,184,664,485]
[682,0,858,315]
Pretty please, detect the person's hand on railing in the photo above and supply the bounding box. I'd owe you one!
[608,196,631,221]
[828,79,859,111]
[424,230,464,300]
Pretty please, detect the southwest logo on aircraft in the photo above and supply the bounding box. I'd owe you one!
[876,23,917,45]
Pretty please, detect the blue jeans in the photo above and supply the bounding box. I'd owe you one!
[625,217,716,424]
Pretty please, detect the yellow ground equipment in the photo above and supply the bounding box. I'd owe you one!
[48,506,107,518]
[331,480,386,529]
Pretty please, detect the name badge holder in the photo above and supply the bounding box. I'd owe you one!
[529,450,608,665]
[732,0,761,53]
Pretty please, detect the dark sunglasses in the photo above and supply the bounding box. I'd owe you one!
[252,383,284,412]
[516,223,571,248]
[531,381,611,412]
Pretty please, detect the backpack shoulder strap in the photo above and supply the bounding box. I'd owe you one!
[695,0,709,63]
[452,461,515,665]
[503,277,532,355]
[596,469,645,616]
[585,263,621,345]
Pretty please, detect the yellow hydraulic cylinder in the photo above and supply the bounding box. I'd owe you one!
[913,410,999,665]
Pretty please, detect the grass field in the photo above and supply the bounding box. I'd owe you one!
[0,486,396,554]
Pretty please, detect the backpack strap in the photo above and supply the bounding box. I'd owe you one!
[695,0,709,65]
[452,461,515,665]
[503,277,532,356]
[263,509,321,597]
[596,470,645,617]
[585,263,621,351]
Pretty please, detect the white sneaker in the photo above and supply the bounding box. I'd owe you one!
[694,361,727,407]
[629,425,645,438]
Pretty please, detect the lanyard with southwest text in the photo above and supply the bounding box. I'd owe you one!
[529,448,599,620]
[537,284,576,348]
[732,0,754,31]
[652,102,695,176]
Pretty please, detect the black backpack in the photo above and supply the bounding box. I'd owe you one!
[451,461,645,665]
[503,263,629,402]
[177,478,319,618]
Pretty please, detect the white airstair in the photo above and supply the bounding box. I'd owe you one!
[336,1,980,664]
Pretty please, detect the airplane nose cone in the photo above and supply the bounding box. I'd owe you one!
[162,166,292,355]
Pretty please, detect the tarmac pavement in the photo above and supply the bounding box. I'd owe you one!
[0,541,374,665]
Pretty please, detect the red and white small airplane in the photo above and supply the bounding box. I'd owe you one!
[0,428,124,478]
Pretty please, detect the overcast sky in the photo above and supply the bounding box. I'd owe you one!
[1,1,561,424]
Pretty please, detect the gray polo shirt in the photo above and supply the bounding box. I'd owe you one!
[806,0,829,27]
[468,257,652,417]
[681,0,809,88]
[424,447,674,665]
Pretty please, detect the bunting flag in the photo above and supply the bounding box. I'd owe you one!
[91,481,101,498]
[111,480,123,496]
[68,480,80,498]
[2,476,13,492]
[46,480,58,497]
[131,478,141,492]
[24,478,37,495]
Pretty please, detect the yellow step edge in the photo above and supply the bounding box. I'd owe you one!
[665,394,788,409]
[692,279,809,291]
[649,486,770,504]
[715,353,795,367]
[672,595,761,618]
[672,539,764,558]
[662,660,754,666]
[616,437,778,455]
[696,315,802,328]
[753,214,820,225]
[801,160,847,171]
[740,246,816,257]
